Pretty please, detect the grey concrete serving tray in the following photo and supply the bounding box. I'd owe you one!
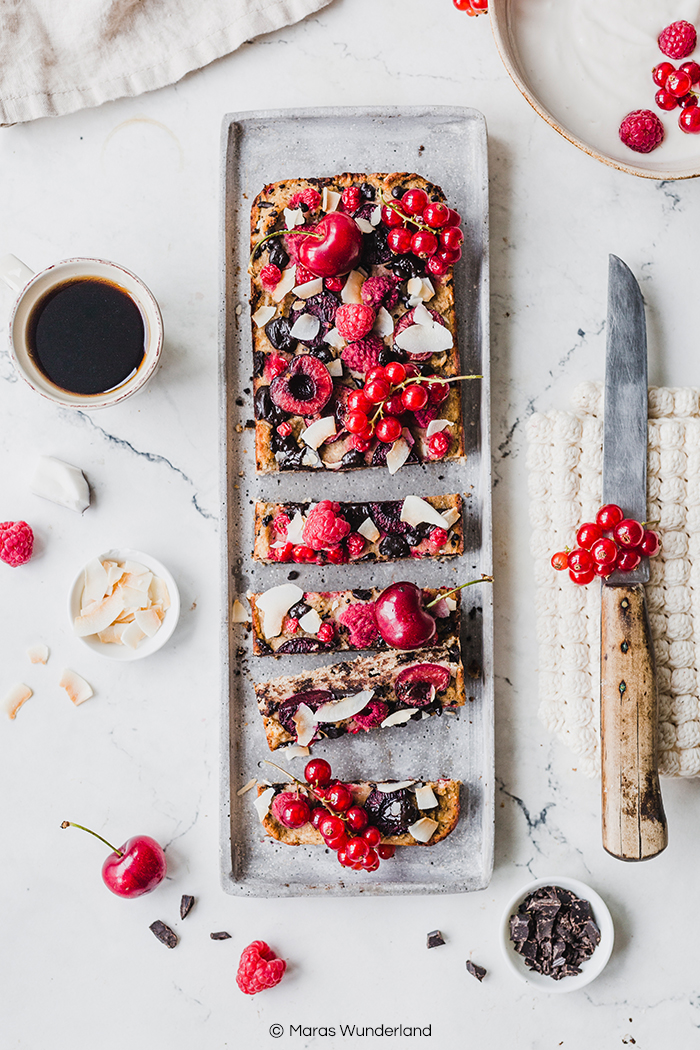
[219,107,493,896]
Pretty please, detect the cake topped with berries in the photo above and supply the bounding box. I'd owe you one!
[249,172,469,474]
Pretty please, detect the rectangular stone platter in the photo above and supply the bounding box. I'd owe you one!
[219,107,493,895]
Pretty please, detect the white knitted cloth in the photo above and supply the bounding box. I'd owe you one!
[527,382,700,778]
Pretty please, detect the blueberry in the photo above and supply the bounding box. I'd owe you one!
[343,502,372,530]
[255,385,287,426]
[364,788,419,836]
[378,535,410,559]
[360,182,376,200]
[310,345,333,363]
[253,350,265,378]
[340,449,367,470]
[391,186,406,199]
[362,226,392,268]
[265,316,296,354]
[378,347,406,366]
[351,589,373,601]
[268,240,289,270]
[288,601,310,620]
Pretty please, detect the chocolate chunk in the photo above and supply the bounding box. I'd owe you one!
[149,920,178,948]
[466,960,487,982]
[210,931,231,940]
[426,930,445,949]
[180,894,195,920]
[509,885,601,981]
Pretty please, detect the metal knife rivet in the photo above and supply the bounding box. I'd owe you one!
[621,641,629,653]
[621,599,630,610]
[619,681,627,697]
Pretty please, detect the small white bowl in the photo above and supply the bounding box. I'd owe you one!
[500,875,614,993]
[68,548,180,661]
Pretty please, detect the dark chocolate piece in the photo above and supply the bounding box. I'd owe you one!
[149,920,178,948]
[426,930,445,949]
[466,960,487,982]
[210,931,231,940]
[180,894,195,920]
[508,885,601,981]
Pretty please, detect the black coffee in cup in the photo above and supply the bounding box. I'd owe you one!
[27,277,146,396]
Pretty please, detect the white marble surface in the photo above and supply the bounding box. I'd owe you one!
[2,1,700,1047]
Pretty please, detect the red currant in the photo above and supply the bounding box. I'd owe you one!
[350,434,372,452]
[639,529,660,557]
[681,61,700,84]
[596,503,624,530]
[422,202,450,228]
[382,394,404,417]
[411,230,439,258]
[346,409,369,434]
[269,542,294,563]
[345,837,369,863]
[346,533,366,558]
[590,537,618,565]
[656,88,679,110]
[680,106,700,132]
[576,522,602,549]
[362,825,381,847]
[326,831,349,851]
[653,61,676,87]
[471,0,488,8]
[593,561,614,578]
[347,389,372,412]
[617,549,641,573]
[667,70,693,97]
[569,567,595,586]
[426,255,450,278]
[365,366,386,382]
[310,806,325,830]
[436,247,462,267]
[551,551,569,571]
[383,361,406,384]
[381,203,406,228]
[403,362,421,378]
[402,188,429,216]
[364,378,390,404]
[440,226,464,251]
[387,227,413,254]
[427,430,451,459]
[325,276,346,293]
[428,379,450,403]
[444,208,462,227]
[292,545,315,563]
[567,548,593,573]
[375,416,403,443]
[453,0,474,10]
[336,846,351,867]
[279,796,311,828]
[319,814,345,841]
[679,93,699,107]
[613,518,644,549]
[401,384,429,411]
[377,844,395,859]
[346,805,369,832]
[326,783,353,812]
[363,849,380,870]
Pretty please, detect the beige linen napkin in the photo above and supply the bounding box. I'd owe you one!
[0,0,334,125]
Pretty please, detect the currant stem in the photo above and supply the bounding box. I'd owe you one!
[60,821,122,857]
[424,575,494,608]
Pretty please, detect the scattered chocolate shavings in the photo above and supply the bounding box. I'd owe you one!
[426,930,445,949]
[180,895,195,920]
[509,885,601,980]
[466,960,487,982]
[210,931,231,940]
[149,920,178,948]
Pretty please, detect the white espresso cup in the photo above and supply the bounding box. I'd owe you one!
[0,254,164,409]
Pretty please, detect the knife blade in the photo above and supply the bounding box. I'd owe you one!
[600,254,667,862]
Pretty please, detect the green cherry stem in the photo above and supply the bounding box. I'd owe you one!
[247,227,320,272]
[61,820,123,857]
[424,575,494,609]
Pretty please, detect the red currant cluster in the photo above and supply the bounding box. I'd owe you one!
[381,190,464,279]
[344,360,456,455]
[551,504,660,586]
[653,59,700,132]
[273,759,395,872]
[453,0,488,14]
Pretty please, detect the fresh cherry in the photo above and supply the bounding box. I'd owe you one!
[61,821,166,899]
[298,213,363,278]
[596,503,624,530]
[613,518,644,549]
[374,581,437,649]
[305,758,332,787]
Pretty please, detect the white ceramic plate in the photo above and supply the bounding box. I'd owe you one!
[500,875,614,992]
[68,548,180,661]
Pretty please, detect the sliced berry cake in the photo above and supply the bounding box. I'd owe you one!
[249,172,470,474]
[254,646,464,752]
[249,584,460,656]
[253,493,463,564]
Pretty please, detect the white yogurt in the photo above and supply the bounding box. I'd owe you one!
[510,0,700,169]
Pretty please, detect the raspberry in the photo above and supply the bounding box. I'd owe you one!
[341,333,384,374]
[360,274,401,311]
[335,303,376,341]
[346,532,366,558]
[266,354,288,380]
[619,109,665,153]
[339,602,379,647]
[295,263,317,285]
[325,276,346,293]
[342,186,362,213]
[659,20,697,60]
[283,616,299,634]
[427,527,449,552]
[236,940,286,995]
[275,421,293,438]
[0,521,33,567]
[427,430,451,460]
[260,264,281,291]
[289,188,321,211]
[350,434,372,452]
[317,622,335,643]
[272,513,290,536]
[302,500,351,551]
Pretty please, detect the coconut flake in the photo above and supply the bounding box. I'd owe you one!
[134,607,162,639]
[415,784,439,809]
[301,447,323,468]
[285,512,306,546]
[395,322,453,356]
[27,643,49,665]
[441,508,461,530]
[407,277,424,298]
[341,270,365,304]
[323,327,346,349]
[59,669,93,706]
[358,517,380,543]
[255,584,304,639]
[380,708,419,728]
[293,703,317,747]
[289,313,321,341]
[4,683,32,719]
[98,624,129,644]
[74,590,126,637]
[327,359,344,377]
[121,621,147,649]
[231,599,249,623]
[373,306,394,338]
[284,744,310,762]
[30,456,90,513]
[237,778,257,796]
[271,266,297,303]
[298,608,323,634]
[301,416,336,449]
[284,207,305,229]
[252,304,276,328]
[413,302,434,325]
[386,438,411,475]
[83,557,110,605]
[371,205,382,226]
[408,816,439,843]
[293,278,324,300]
[355,216,374,234]
[315,689,375,724]
[400,495,450,530]
[321,188,341,212]
[445,595,458,612]
[375,780,417,793]
[254,787,275,822]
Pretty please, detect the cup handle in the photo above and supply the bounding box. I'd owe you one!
[0,254,35,293]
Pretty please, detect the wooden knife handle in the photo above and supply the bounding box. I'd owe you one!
[601,583,668,861]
